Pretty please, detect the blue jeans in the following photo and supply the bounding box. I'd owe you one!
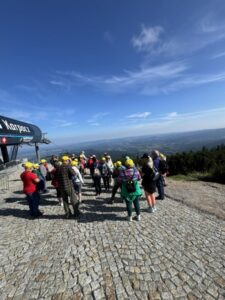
[156,175,164,199]
[26,192,41,217]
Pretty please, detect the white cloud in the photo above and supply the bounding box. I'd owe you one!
[199,14,225,34]
[87,112,109,126]
[57,61,188,95]
[52,107,225,144]
[56,63,225,96]
[49,80,67,87]
[127,112,151,119]
[132,25,164,52]
[90,122,100,126]
[53,119,74,128]
[212,51,225,59]
[166,112,178,118]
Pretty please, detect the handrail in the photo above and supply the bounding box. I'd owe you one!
[0,173,9,193]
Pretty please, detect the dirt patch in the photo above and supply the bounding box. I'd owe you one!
[165,178,225,220]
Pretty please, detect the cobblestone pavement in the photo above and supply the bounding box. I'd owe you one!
[0,172,225,299]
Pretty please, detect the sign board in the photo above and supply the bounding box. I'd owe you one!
[0,115,42,145]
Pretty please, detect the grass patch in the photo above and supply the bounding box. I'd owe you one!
[169,172,210,182]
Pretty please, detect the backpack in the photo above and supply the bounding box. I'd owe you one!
[124,170,136,193]
[158,160,168,174]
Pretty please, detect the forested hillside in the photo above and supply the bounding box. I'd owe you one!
[167,144,225,183]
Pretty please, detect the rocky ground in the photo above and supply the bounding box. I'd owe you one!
[0,167,225,299]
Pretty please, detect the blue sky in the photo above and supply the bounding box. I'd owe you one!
[1,0,225,144]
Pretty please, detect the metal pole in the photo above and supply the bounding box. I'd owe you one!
[35,143,40,162]
[1,145,9,163]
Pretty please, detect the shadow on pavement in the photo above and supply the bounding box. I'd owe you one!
[5,196,59,206]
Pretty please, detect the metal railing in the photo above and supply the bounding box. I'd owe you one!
[0,173,9,193]
[0,160,21,172]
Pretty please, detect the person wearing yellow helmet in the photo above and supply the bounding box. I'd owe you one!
[109,161,126,204]
[117,158,142,222]
[39,159,49,193]
[70,160,84,203]
[32,163,41,178]
[57,156,81,218]
[20,162,42,218]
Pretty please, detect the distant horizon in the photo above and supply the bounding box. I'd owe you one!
[18,126,225,156]
[51,124,225,146]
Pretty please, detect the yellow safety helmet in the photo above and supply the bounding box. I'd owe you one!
[61,155,69,161]
[33,163,39,169]
[116,161,122,167]
[24,162,33,169]
[71,160,78,166]
[125,159,134,168]
[40,159,46,163]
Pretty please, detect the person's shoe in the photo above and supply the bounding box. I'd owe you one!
[127,216,133,222]
[74,211,81,218]
[137,215,141,221]
[156,196,164,200]
[148,207,153,213]
[65,212,72,219]
[108,198,114,204]
[42,189,49,194]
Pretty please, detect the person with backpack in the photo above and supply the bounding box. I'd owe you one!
[109,161,125,204]
[159,153,168,186]
[32,163,45,193]
[117,159,142,222]
[71,160,84,203]
[57,156,81,219]
[91,156,102,196]
[39,159,49,193]
[141,153,157,213]
[99,157,110,191]
[151,150,165,200]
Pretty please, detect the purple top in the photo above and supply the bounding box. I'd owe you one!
[117,167,141,183]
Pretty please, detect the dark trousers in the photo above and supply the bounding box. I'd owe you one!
[111,182,121,199]
[26,191,41,217]
[102,176,110,190]
[93,176,101,195]
[156,175,165,199]
[125,197,140,217]
[60,185,80,216]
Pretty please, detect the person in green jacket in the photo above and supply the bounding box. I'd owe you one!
[117,159,142,222]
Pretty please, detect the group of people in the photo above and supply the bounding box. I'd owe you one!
[20,150,168,221]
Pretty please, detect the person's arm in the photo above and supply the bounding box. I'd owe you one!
[68,166,76,177]
[135,168,141,181]
[31,173,40,183]
[117,170,125,183]
[75,168,84,184]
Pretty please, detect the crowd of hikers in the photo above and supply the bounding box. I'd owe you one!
[20,150,168,221]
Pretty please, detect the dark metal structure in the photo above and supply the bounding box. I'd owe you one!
[0,115,50,164]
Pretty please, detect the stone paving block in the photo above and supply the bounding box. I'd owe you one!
[0,174,225,299]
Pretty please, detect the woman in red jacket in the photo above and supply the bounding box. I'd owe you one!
[20,162,42,218]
